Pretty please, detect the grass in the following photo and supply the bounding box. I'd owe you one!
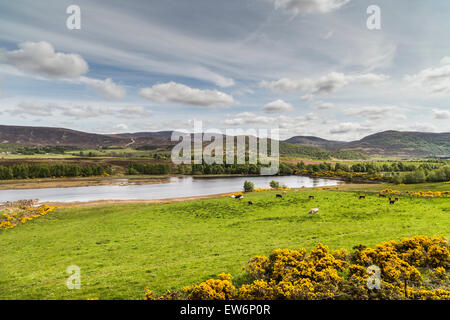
[0,187,449,300]
[339,182,450,192]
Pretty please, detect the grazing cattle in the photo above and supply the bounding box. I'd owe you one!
[395,197,399,202]
[283,191,287,195]
[359,195,366,199]
[308,195,315,200]
[379,194,386,198]
[276,194,283,199]
[308,208,319,215]
[389,199,396,204]
[248,201,253,205]
[235,195,243,199]
[230,195,236,198]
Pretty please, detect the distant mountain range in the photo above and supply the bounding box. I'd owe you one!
[0,125,449,158]
[286,131,450,157]
[284,136,346,149]
[0,125,174,148]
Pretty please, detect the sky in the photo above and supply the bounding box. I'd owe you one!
[0,0,449,141]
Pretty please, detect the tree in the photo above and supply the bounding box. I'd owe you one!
[243,180,254,193]
[404,170,426,184]
[270,180,280,189]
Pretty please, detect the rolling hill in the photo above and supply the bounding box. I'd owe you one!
[0,125,125,148]
[342,131,450,157]
[285,131,450,157]
[284,136,346,149]
[0,125,176,148]
[0,125,448,158]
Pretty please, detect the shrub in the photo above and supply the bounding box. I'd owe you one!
[243,180,254,193]
[145,236,450,300]
[269,180,280,189]
[183,273,236,300]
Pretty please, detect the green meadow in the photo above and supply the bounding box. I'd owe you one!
[0,186,449,300]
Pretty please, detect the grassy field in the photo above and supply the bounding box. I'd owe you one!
[0,186,449,300]
[339,182,450,192]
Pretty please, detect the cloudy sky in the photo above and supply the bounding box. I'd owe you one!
[0,0,449,141]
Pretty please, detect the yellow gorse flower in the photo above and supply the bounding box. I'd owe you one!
[0,204,57,230]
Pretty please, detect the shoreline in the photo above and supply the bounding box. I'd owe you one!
[43,192,234,207]
[0,182,388,208]
[44,184,361,208]
[0,176,172,190]
[0,174,348,190]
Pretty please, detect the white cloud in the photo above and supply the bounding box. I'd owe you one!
[432,108,450,120]
[262,99,294,113]
[0,42,126,100]
[115,123,128,131]
[61,105,100,119]
[223,112,272,126]
[440,57,450,65]
[10,102,56,117]
[343,105,407,120]
[223,112,317,127]
[409,122,438,132]
[79,77,126,100]
[117,106,152,118]
[273,0,350,15]
[329,122,363,134]
[405,58,450,95]
[139,82,235,107]
[312,101,334,109]
[0,41,88,78]
[260,72,387,98]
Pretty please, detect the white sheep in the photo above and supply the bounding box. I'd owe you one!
[308,208,319,215]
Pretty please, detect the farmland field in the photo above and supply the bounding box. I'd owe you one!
[1,185,448,300]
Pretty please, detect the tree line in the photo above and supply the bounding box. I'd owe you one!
[297,161,450,184]
[0,163,111,180]
[128,163,171,175]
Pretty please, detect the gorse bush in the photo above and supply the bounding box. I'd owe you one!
[145,236,450,300]
[1,204,57,230]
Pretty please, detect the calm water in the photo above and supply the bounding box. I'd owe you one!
[0,176,342,203]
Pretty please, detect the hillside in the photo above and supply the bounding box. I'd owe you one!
[284,136,345,149]
[0,125,126,148]
[342,131,450,157]
[286,131,450,157]
[279,142,367,160]
[1,125,448,158]
[0,125,365,159]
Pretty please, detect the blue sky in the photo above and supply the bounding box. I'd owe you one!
[0,0,449,140]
